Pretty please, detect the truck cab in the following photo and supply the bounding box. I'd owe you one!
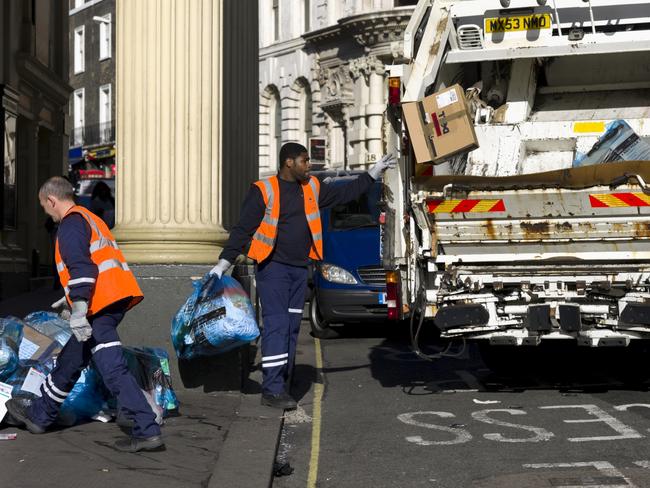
[383,0,650,348]
[309,172,387,337]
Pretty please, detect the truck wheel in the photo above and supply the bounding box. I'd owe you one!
[309,291,335,338]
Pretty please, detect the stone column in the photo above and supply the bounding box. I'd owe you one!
[113,0,228,263]
[366,57,386,161]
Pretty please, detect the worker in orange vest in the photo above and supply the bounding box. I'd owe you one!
[6,176,163,453]
[211,142,395,409]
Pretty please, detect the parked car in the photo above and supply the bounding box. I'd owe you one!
[309,171,387,337]
[74,176,116,228]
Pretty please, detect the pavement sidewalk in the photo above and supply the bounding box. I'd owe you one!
[0,286,284,488]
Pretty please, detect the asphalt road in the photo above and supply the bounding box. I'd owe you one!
[274,321,650,488]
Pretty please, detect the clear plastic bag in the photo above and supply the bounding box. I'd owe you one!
[23,311,72,346]
[0,316,24,381]
[172,274,259,359]
[122,346,179,418]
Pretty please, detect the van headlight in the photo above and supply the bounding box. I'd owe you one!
[320,264,358,285]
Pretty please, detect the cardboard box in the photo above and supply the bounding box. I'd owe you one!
[403,84,478,164]
[19,326,62,362]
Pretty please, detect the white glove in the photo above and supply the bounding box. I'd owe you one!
[70,301,92,342]
[209,258,232,279]
[368,153,398,180]
[51,296,71,320]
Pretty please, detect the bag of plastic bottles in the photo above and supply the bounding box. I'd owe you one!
[0,316,24,381]
[171,274,259,359]
[3,359,54,397]
[122,346,179,418]
[573,119,650,167]
[23,311,72,346]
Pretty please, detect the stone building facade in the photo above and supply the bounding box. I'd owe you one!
[0,0,71,299]
[258,0,416,176]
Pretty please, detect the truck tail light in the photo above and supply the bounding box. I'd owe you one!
[388,77,401,106]
[386,270,401,320]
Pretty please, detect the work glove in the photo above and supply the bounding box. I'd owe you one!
[368,153,398,180]
[70,301,92,342]
[51,296,71,321]
[209,258,232,279]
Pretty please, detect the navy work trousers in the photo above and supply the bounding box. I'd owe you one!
[29,299,160,439]
[255,261,308,396]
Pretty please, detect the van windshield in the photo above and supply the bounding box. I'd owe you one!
[330,181,382,230]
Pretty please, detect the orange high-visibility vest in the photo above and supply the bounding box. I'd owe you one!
[55,205,143,316]
[247,175,323,263]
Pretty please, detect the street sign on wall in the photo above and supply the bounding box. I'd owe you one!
[309,137,327,164]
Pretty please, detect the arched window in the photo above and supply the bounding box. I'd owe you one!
[298,81,312,147]
[260,85,282,174]
[269,89,282,168]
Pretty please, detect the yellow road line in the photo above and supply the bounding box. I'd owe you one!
[307,338,324,488]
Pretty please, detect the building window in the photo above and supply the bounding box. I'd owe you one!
[269,90,282,168]
[74,25,85,74]
[2,113,17,229]
[272,0,279,42]
[99,84,111,142]
[304,0,310,32]
[298,84,312,146]
[73,88,85,146]
[98,14,111,60]
[74,0,85,8]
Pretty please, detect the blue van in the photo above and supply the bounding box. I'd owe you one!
[309,172,387,337]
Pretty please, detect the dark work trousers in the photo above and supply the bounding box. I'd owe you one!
[29,299,161,439]
[255,261,309,396]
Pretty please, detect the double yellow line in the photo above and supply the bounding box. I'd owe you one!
[307,338,324,488]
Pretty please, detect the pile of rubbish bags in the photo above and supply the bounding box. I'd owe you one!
[171,274,259,359]
[0,311,178,426]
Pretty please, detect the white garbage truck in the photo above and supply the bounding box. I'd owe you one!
[382,0,650,352]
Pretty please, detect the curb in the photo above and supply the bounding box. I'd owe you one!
[208,385,285,488]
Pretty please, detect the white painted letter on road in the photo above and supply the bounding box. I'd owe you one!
[398,411,472,446]
[472,409,554,443]
[540,404,642,442]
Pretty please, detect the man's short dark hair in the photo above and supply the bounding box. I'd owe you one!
[279,142,308,168]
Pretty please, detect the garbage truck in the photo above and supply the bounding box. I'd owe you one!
[382,0,650,351]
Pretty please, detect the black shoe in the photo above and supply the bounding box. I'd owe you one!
[5,398,46,434]
[261,392,297,410]
[114,435,165,453]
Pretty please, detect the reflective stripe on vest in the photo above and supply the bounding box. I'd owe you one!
[55,206,143,315]
[247,175,324,262]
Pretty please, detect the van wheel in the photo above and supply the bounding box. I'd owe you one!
[309,291,334,338]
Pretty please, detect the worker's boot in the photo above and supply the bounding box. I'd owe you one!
[261,391,297,410]
[5,398,46,434]
[114,435,165,453]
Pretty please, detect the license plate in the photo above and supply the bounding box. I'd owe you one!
[485,13,552,33]
[379,292,387,305]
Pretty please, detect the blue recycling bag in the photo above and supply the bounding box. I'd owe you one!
[573,119,650,167]
[0,316,24,381]
[59,367,108,422]
[171,274,259,359]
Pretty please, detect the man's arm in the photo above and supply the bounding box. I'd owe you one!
[318,172,375,209]
[318,154,396,209]
[218,185,266,263]
[58,214,98,302]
